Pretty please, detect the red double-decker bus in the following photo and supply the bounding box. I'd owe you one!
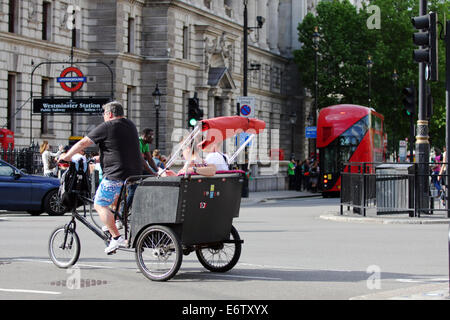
[316,104,385,196]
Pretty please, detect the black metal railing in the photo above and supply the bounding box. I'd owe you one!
[340,162,450,218]
[1,146,44,174]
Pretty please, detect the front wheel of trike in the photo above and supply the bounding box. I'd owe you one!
[48,225,80,268]
[196,225,242,273]
[135,225,182,281]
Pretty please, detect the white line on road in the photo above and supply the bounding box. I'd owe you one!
[0,288,61,295]
[12,258,125,270]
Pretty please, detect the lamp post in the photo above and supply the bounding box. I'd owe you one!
[152,84,162,149]
[290,111,297,158]
[392,69,399,160]
[312,26,320,157]
[243,1,265,96]
[241,0,265,198]
[307,114,314,158]
[366,55,374,107]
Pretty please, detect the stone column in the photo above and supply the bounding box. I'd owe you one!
[248,0,256,36]
[267,0,280,54]
[278,0,292,56]
[222,92,232,116]
[257,0,269,50]
[208,89,216,118]
[291,0,304,52]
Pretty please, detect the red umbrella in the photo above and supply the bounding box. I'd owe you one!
[199,116,265,149]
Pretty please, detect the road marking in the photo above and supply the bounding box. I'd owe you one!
[12,258,133,270]
[395,278,448,284]
[0,288,61,295]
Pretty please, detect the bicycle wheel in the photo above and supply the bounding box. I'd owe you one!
[196,225,241,273]
[48,225,80,268]
[135,225,182,281]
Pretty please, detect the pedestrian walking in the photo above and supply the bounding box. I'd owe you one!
[309,160,319,193]
[139,128,159,174]
[288,158,296,190]
[295,160,303,191]
[438,146,447,206]
[40,141,63,177]
[302,159,310,191]
[431,148,442,197]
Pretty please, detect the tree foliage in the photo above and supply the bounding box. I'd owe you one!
[293,0,448,154]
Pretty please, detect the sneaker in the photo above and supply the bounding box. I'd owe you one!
[105,236,127,254]
[102,220,124,233]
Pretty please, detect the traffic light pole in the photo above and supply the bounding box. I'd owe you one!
[240,1,250,198]
[445,19,450,294]
[446,20,450,218]
[415,0,430,215]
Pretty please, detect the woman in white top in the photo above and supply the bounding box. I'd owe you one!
[204,142,229,171]
[40,140,63,177]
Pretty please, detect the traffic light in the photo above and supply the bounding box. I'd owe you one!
[187,97,203,127]
[402,84,416,117]
[411,12,438,81]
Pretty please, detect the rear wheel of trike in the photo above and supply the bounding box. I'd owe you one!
[196,225,241,273]
[48,225,80,268]
[135,225,182,281]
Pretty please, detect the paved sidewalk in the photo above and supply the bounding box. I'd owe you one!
[241,189,450,224]
[240,189,321,206]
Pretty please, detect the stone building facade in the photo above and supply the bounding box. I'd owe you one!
[1,0,319,183]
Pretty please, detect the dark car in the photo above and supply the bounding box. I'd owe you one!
[0,159,66,216]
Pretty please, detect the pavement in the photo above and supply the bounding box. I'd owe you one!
[240,189,321,206]
[242,189,450,300]
[242,189,450,224]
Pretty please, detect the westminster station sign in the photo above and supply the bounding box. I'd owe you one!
[33,98,110,114]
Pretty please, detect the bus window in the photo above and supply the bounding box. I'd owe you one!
[340,115,369,146]
[370,114,382,131]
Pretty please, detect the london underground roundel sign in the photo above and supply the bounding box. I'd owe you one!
[57,66,86,92]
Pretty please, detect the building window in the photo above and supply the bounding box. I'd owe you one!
[126,86,135,119]
[182,26,189,60]
[182,91,189,126]
[224,0,233,18]
[204,0,211,9]
[7,74,16,131]
[127,17,135,53]
[8,0,19,33]
[42,1,52,41]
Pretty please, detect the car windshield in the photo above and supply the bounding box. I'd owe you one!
[0,161,26,176]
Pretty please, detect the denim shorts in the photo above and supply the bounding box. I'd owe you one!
[94,178,124,207]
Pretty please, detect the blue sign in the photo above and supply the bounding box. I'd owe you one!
[57,77,86,83]
[305,126,317,139]
[240,104,251,116]
[238,132,252,147]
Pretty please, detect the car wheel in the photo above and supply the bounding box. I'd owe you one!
[44,190,67,216]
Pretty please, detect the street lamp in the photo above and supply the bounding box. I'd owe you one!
[152,83,162,149]
[307,113,314,157]
[290,111,297,158]
[243,0,265,97]
[366,55,374,106]
[241,0,265,198]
